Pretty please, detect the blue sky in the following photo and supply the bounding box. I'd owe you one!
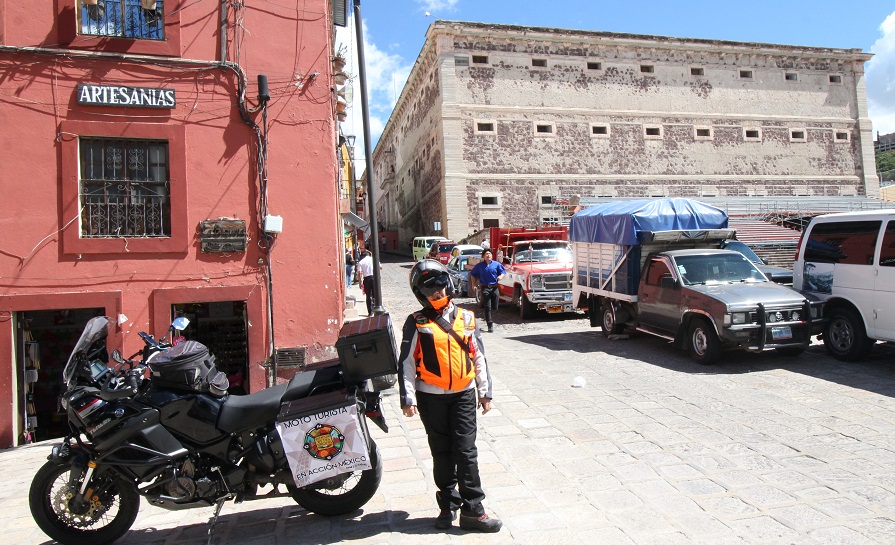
[337,1,895,170]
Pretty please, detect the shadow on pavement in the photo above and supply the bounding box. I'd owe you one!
[506,328,895,398]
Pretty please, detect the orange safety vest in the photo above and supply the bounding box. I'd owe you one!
[412,308,477,391]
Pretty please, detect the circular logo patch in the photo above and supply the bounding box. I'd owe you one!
[303,423,345,460]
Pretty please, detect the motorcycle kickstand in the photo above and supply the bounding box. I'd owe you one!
[206,496,228,545]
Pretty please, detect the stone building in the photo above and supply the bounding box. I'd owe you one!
[372,21,878,244]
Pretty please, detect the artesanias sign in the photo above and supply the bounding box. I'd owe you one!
[77,84,176,109]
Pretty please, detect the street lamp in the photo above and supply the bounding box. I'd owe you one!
[353,0,385,315]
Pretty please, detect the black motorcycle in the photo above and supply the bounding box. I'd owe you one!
[29,315,395,545]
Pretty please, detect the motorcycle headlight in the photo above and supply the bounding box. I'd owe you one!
[530,275,544,290]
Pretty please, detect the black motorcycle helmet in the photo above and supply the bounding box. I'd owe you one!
[409,259,456,307]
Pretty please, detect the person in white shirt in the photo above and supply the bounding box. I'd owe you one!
[356,250,375,315]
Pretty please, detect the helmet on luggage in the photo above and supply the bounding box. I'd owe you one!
[409,259,456,307]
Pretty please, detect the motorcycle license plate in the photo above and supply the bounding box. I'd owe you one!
[771,326,792,340]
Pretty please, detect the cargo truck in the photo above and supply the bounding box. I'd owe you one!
[570,199,821,364]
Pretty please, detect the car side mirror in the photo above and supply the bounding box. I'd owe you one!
[660,275,677,289]
[761,257,768,265]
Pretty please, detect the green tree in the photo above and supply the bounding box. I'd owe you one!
[877,150,895,174]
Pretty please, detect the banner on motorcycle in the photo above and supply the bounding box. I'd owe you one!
[276,400,371,488]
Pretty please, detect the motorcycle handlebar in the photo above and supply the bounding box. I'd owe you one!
[99,366,144,402]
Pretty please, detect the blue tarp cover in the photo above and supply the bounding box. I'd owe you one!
[569,198,729,245]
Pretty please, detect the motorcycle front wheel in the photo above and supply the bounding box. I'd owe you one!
[29,460,140,545]
[289,439,382,516]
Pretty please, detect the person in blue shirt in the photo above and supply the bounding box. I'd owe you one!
[469,249,506,332]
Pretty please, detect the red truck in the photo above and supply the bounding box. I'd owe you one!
[465,227,574,319]
[466,226,568,262]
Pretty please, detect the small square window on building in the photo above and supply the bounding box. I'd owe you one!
[640,64,655,74]
[644,125,663,139]
[532,58,547,68]
[480,196,498,206]
[785,72,798,82]
[694,126,713,140]
[744,128,762,141]
[829,74,842,84]
[690,67,705,76]
[535,123,555,135]
[591,124,610,138]
[834,131,850,142]
[472,55,489,64]
[475,121,496,134]
[455,56,469,67]
[540,195,554,206]
[739,70,753,79]
[790,129,807,142]
[587,61,602,70]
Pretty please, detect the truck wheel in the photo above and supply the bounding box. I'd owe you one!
[823,307,873,361]
[519,290,534,319]
[688,318,720,365]
[601,304,624,337]
[475,286,484,308]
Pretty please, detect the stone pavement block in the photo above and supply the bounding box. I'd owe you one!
[587,489,644,512]
[674,478,727,496]
[507,511,566,532]
[699,495,761,517]
[673,512,736,539]
[726,515,801,543]
[658,463,704,480]
[613,462,662,482]
[769,503,835,529]
[808,525,875,545]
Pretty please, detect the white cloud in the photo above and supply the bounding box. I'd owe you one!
[335,21,414,198]
[415,0,459,13]
[867,11,895,136]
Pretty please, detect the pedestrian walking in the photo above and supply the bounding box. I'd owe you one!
[469,249,506,332]
[356,250,376,315]
[398,260,502,533]
[345,248,356,289]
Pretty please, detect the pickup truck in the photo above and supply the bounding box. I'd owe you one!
[571,199,821,364]
[471,240,576,318]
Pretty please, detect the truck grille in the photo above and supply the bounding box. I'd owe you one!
[543,273,572,291]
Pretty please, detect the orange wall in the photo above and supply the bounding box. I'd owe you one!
[0,1,344,445]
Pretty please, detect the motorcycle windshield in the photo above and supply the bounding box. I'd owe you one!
[63,316,110,387]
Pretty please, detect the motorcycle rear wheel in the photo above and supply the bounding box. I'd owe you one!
[29,460,140,545]
[289,439,382,516]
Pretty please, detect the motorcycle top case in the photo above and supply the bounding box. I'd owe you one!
[149,340,229,397]
[336,314,398,384]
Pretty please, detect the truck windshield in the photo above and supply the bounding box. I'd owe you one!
[674,254,766,285]
[515,247,572,263]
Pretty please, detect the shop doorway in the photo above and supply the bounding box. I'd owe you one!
[17,307,105,444]
[172,301,248,394]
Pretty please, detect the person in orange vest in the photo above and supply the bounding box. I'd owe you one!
[398,260,502,533]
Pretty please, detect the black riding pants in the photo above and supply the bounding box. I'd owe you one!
[482,285,499,326]
[416,389,485,516]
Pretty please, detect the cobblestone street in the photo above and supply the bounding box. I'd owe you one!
[5,252,895,544]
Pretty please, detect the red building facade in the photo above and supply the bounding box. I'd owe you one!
[0,0,350,447]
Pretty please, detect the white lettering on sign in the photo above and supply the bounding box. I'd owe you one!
[77,84,176,109]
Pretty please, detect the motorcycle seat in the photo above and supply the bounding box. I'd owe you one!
[217,369,339,433]
[218,382,288,433]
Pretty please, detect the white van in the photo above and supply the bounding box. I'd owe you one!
[793,210,895,361]
[412,236,446,261]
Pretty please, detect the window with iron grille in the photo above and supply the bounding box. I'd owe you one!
[79,137,171,238]
[80,0,165,40]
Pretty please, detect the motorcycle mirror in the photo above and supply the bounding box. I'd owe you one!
[111,350,126,364]
[171,317,190,331]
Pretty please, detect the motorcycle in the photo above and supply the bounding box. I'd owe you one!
[29,315,394,545]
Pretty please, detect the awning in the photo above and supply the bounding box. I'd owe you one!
[341,212,368,228]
